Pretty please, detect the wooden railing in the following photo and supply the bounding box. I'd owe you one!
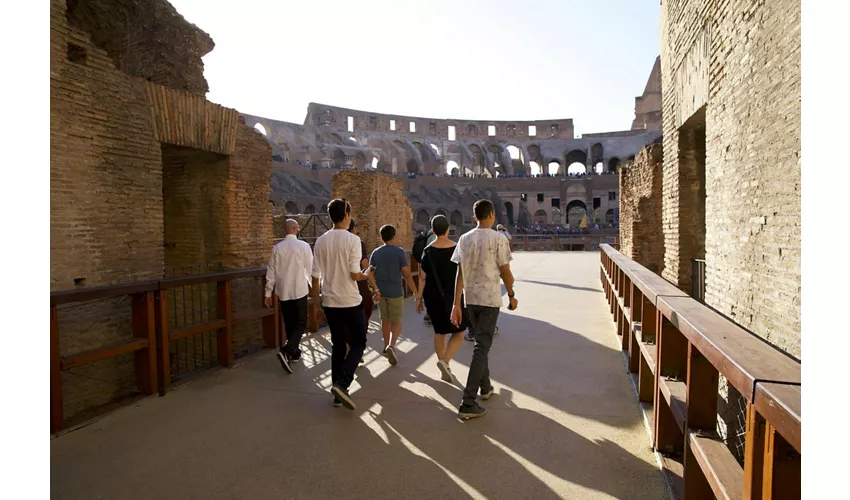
[50,268,281,433]
[599,245,800,500]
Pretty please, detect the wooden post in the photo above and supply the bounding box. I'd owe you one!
[763,424,801,499]
[261,279,278,348]
[50,305,63,433]
[217,280,233,367]
[683,344,719,498]
[743,403,766,499]
[628,284,643,372]
[638,300,657,403]
[131,291,157,395]
[155,289,170,394]
[654,310,685,454]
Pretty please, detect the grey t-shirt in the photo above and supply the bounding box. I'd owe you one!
[369,244,410,298]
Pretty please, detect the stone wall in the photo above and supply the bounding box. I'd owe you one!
[660,0,800,358]
[332,171,413,256]
[50,0,272,423]
[619,143,664,275]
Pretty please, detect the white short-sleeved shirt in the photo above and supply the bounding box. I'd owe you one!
[311,229,363,308]
[451,228,512,308]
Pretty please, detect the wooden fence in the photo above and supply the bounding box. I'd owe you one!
[600,245,800,500]
[50,268,281,433]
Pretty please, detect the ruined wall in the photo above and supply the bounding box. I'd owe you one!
[50,0,272,423]
[65,0,214,95]
[660,0,801,357]
[619,143,664,275]
[224,126,274,269]
[332,171,413,256]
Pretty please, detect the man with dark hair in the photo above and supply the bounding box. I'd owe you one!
[370,224,419,365]
[311,199,377,410]
[451,199,518,419]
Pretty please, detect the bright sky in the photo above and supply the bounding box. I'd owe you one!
[169,0,660,136]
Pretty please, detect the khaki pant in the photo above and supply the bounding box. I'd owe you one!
[378,296,405,323]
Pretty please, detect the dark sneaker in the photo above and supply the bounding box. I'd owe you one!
[479,386,495,400]
[330,385,356,411]
[437,360,453,382]
[277,351,292,374]
[458,402,487,420]
[464,331,474,342]
[386,346,398,366]
[289,354,301,364]
[333,397,343,408]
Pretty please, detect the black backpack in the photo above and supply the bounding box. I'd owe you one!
[412,231,431,263]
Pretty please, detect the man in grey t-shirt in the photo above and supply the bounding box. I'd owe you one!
[370,225,420,366]
[450,200,518,420]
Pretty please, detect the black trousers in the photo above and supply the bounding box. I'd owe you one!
[462,305,500,407]
[279,295,308,358]
[323,304,367,390]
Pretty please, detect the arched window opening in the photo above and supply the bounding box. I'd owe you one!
[504,202,514,226]
[284,201,298,214]
[567,162,587,175]
[416,210,430,226]
[608,157,621,172]
[506,145,523,162]
[446,160,459,175]
[533,209,547,223]
[305,204,316,214]
[430,144,440,156]
[566,200,588,228]
[253,123,267,136]
[371,157,379,169]
[548,161,561,175]
[594,162,603,174]
[450,211,463,226]
[529,161,541,176]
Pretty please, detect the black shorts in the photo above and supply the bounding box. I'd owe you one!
[423,293,467,335]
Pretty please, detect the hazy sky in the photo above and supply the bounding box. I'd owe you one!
[169,0,660,136]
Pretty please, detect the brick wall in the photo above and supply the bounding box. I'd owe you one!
[50,0,273,423]
[162,145,230,268]
[332,171,413,256]
[619,143,664,274]
[661,0,800,358]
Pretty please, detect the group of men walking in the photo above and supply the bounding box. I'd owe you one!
[264,197,518,419]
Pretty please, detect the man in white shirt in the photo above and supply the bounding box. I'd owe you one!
[450,200,518,419]
[264,219,313,374]
[311,199,377,411]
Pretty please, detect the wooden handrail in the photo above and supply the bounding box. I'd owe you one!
[51,266,281,434]
[599,244,801,499]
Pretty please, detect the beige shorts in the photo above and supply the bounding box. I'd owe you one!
[378,296,405,323]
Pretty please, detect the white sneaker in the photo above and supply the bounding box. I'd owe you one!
[386,346,398,366]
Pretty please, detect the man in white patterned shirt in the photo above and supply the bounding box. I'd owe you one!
[264,219,313,374]
[450,199,518,419]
